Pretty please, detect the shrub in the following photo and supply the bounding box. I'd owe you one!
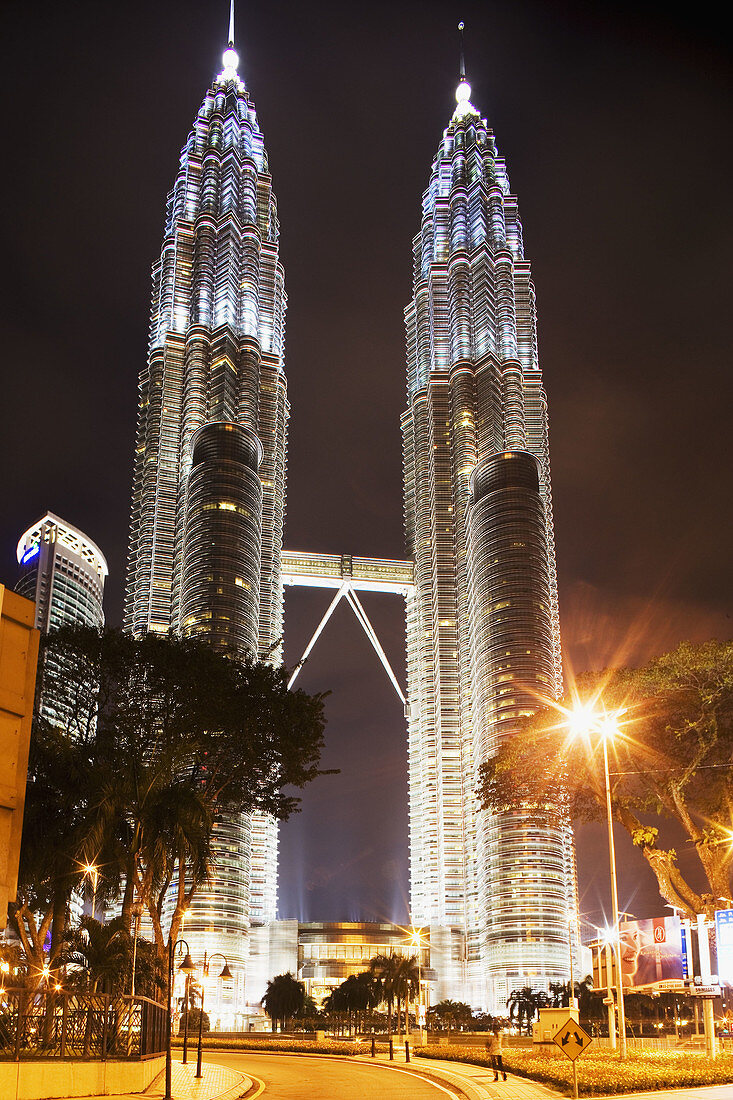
[415,1044,733,1096]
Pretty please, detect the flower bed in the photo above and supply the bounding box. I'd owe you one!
[415,1044,733,1096]
[171,1036,364,1056]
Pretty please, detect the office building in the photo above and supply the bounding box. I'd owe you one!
[16,513,107,634]
[401,66,576,1010]
[123,19,286,1007]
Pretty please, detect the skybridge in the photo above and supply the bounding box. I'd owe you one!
[281,550,414,705]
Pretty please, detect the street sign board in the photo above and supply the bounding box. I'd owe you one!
[553,1018,593,1062]
[688,985,721,997]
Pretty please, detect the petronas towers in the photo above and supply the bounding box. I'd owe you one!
[125,17,576,1014]
[403,77,575,1008]
[124,37,284,1004]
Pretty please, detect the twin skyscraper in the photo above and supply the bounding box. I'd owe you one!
[124,19,577,1014]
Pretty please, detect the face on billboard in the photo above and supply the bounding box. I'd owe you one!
[619,916,684,988]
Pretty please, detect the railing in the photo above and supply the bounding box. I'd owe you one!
[0,989,167,1060]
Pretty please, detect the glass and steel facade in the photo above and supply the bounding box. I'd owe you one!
[124,37,287,1006]
[16,513,108,925]
[402,79,576,1010]
[16,513,107,634]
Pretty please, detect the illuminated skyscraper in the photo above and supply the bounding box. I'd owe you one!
[402,62,576,1010]
[16,513,108,926]
[124,16,287,1011]
[16,513,107,634]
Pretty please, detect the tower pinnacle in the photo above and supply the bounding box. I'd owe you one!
[454,20,475,117]
[221,0,239,78]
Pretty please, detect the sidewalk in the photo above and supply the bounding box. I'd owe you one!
[361,1052,733,1100]
[80,1059,251,1100]
[358,1049,562,1100]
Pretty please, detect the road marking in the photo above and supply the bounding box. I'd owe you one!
[365,1063,461,1097]
[243,1072,266,1098]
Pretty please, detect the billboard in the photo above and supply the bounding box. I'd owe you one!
[619,916,684,989]
[715,909,733,985]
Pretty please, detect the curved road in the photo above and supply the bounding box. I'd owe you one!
[204,1050,461,1099]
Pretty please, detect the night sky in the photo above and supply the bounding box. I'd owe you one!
[3,1,731,940]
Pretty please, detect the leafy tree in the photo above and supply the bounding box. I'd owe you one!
[261,972,306,1031]
[179,1006,209,1034]
[12,626,329,974]
[479,640,733,919]
[428,999,473,1032]
[293,993,320,1031]
[327,971,379,1034]
[471,1011,499,1032]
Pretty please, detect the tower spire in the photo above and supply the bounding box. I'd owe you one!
[454,21,475,117]
[220,0,239,80]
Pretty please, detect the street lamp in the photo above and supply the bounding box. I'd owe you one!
[195,953,233,1079]
[568,703,628,1059]
[83,862,99,918]
[165,938,195,1100]
[408,927,429,1044]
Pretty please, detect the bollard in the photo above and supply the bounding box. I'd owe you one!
[389,1038,394,1060]
[371,1037,376,1057]
[405,1040,410,1063]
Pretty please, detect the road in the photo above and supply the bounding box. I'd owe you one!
[205,1050,461,1099]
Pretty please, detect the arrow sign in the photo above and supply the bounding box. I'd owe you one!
[553,1018,593,1062]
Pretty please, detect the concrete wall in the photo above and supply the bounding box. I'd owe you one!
[0,1055,165,1100]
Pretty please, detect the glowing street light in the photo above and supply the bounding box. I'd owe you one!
[82,862,99,918]
[408,926,429,1044]
[567,702,628,1059]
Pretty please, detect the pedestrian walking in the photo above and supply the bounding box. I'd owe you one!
[486,1025,508,1081]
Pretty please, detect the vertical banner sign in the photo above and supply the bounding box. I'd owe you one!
[680,926,689,980]
[619,916,684,989]
[715,909,733,985]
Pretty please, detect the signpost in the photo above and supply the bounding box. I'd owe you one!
[553,1017,593,1099]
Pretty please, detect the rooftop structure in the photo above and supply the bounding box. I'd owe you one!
[16,512,107,633]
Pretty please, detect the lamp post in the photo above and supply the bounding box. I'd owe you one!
[567,917,577,1011]
[195,953,233,1079]
[568,704,627,1059]
[165,938,195,1100]
[83,863,99,919]
[409,927,428,1045]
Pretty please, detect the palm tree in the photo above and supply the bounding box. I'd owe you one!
[369,953,400,1034]
[61,916,130,994]
[548,981,567,1008]
[506,986,547,1034]
[393,954,420,1036]
[333,971,380,1035]
[261,972,306,1032]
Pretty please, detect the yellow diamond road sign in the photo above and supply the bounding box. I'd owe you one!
[553,1018,593,1062]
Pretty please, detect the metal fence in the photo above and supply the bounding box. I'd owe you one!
[0,989,167,1060]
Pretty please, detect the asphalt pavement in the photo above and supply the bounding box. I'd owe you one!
[74,1050,733,1100]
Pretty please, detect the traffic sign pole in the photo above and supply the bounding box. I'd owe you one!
[553,1014,593,1096]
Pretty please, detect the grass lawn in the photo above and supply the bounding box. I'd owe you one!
[415,1044,733,1096]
